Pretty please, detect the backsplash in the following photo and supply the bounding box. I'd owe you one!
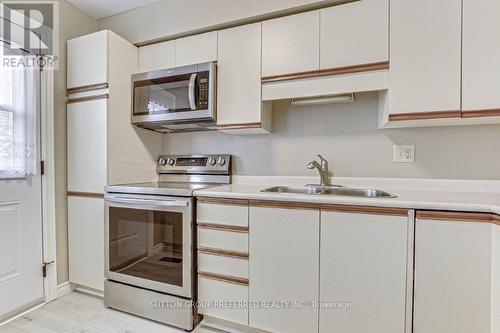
[162,93,500,180]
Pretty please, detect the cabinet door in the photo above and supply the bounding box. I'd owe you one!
[320,0,388,69]
[68,196,105,292]
[320,211,409,333]
[217,23,262,126]
[462,0,500,113]
[249,206,319,333]
[175,31,217,67]
[389,0,461,115]
[262,11,320,77]
[414,217,492,333]
[138,40,175,72]
[67,31,108,89]
[67,99,107,193]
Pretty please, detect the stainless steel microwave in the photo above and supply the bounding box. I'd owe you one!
[131,61,216,132]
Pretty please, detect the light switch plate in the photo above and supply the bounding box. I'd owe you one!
[393,145,415,163]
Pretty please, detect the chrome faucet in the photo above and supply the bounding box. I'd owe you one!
[307,154,331,188]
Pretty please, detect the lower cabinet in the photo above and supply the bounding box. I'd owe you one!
[68,196,105,292]
[249,204,320,333]
[319,209,411,333]
[414,211,500,333]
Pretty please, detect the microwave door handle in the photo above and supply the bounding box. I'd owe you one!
[188,73,197,110]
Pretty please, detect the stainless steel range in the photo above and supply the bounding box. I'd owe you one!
[104,154,231,331]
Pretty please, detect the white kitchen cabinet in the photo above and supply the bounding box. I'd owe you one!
[249,204,319,333]
[320,209,410,333]
[462,0,500,115]
[67,99,107,194]
[175,31,217,67]
[262,11,320,78]
[67,30,161,293]
[320,0,388,69]
[414,212,500,333]
[68,196,105,292]
[138,40,175,72]
[217,23,271,133]
[67,30,108,89]
[388,0,462,117]
[196,199,250,325]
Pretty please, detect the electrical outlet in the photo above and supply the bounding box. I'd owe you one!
[393,145,415,163]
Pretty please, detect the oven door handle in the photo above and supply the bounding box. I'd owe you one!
[188,73,197,110]
[105,196,189,207]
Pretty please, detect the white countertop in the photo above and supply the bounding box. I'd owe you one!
[194,177,500,215]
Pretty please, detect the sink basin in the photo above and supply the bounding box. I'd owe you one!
[262,186,323,195]
[261,186,396,198]
[322,187,396,198]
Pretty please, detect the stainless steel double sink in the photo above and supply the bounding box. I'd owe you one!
[261,185,396,198]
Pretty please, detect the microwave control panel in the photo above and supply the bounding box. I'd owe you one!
[198,71,210,109]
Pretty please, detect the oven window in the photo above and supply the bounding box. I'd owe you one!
[108,207,184,286]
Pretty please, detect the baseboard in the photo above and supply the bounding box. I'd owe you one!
[201,316,269,333]
[75,285,104,298]
[56,281,75,298]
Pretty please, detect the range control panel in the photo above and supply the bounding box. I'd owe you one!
[157,154,231,175]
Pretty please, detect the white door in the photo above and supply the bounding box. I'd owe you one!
[0,51,44,319]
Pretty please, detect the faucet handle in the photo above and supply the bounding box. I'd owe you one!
[317,154,328,169]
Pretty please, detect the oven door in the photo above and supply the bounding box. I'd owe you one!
[105,193,193,298]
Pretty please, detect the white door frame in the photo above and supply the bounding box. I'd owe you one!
[40,68,58,302]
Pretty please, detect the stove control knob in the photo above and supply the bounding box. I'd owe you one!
[166,158,175,166]
[217,157,226,166]
[159,158,167,166]
[208,157,217,166]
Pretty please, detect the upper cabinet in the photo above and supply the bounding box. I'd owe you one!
[175,31,218,67]
[462,0,500,117]
[262,11,320,78]
[138,40,175,73]
[217,23,271,133]
[387,0,462,120]
[320,0,388,69]
[67,30,108,89]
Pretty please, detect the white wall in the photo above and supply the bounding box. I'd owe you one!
[163,93,500,180]
[98,0,345,44]
[55,0,97,284]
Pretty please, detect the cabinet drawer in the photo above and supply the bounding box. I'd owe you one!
[197,200,248,227]
[198,252,248,279]
[198,276,249,325]
[198,228,248,253]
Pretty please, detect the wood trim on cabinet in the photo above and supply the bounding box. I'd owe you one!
[249,199,320,210]
[416,210,500,225]
[67,94,109,104]
[197,222,249,233]
[198,246,249,259]
[198,271,249,286]
[197,197,249,206]
[261,61,390,83]
[388,110,462,121]
[67,191,104,198]
[321,204,409,217]
[461,108,500,118]
[66,82,109,95]
[217,122,262,130]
